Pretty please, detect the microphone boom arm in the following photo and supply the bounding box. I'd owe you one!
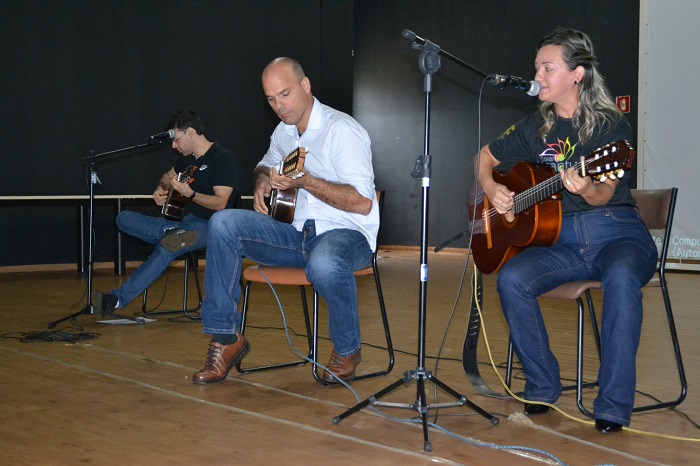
[403,29,489,79]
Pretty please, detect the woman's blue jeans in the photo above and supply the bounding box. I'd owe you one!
[496,206,657,425]
[200,209,373,356]
[110,211,209,308]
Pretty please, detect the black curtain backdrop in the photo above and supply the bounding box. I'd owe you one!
[1,0,352,266]
[0,0,638,267]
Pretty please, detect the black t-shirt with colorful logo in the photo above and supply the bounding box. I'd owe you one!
[488,111,636,213]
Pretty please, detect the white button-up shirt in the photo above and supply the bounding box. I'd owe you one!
[258,98,379,250]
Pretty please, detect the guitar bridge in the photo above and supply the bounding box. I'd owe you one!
[483,200,492,249]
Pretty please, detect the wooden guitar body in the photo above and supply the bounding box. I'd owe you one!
[470,140,635,274]
[470,163,562,275]
[162,166,196,221]
[269,188,298,224]
[162,191,189,221]
[269,147,306,223]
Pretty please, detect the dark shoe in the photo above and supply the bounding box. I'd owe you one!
[161,228,197,253]
[321,348,362,383]
[192,334,250,385]
[92,291,118,316]
[595,419,623,433]
[524,403,550,415]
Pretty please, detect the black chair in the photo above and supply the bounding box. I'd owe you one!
[235,190,394,384]
[141,250,203,321]
[505,188,686,416]
[140,194,241,321]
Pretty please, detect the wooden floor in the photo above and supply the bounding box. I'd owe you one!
[1,249,699,465]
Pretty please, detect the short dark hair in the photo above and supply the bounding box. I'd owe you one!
[167,110,204,135]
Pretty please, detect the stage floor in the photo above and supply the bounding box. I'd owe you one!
[1,249,698,465]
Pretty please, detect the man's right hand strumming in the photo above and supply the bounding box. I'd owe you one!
[153,187,168,206]
[253,168,272,214]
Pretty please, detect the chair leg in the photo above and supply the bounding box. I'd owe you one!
[632,281,687,412]
[312,265,394,384]
[508,284,685,416]
[581,285,686,414]
[575,297,595,418]
[298,285,315,359]
[311,290,325,384]
[584,290,601,358]
[236,282,314,374]
[505,296,598,408]
[236,262,394,384]
[353,261,395,380]
[182,254,202,321]
[505,338,515,389]
[140,252,202,319]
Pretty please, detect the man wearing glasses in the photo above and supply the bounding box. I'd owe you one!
[93,110,239,316]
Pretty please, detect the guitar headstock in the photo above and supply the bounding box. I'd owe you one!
[281,147,307,179]
[179,165,197,184]
[584,140,635,182]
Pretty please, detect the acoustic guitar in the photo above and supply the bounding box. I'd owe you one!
[470,140,635,274]
[269,147,306,223]
[161,166,196,221]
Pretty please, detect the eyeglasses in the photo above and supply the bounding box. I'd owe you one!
[172,130,186,143]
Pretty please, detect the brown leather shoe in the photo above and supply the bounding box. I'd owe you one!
[192,333,250,385]
[321,348,362,383]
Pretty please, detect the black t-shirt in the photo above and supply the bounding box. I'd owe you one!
[173,141,239,220]
[488,111,636,212]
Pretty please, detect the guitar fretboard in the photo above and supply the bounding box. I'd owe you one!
[512,143,628,215]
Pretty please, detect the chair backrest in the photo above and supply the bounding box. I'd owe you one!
[375,189,385,246]
[630,188,678,269]
[227,192,241,210]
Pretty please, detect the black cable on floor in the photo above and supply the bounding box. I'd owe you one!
[1,330,100,343]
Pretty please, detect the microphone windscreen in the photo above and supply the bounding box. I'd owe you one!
[527,81,541,97]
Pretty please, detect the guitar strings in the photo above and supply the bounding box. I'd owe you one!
[483,150,623,222]
[484,162,578,221]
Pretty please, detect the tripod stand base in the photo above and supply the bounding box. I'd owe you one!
[48,305,145,329]
[333,367,498,452]
[48,304,97,329]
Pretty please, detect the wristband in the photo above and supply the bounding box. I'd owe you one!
[188,191,196,200]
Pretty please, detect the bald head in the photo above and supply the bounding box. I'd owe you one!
[262,57,306,82]
[262,57,314,133]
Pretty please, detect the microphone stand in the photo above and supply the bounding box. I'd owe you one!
[48,139,167,329]
[333,31,498,452]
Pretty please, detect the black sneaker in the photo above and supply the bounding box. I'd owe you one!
[160,229,198,253]
[92,291,118,316]
[524,403,550,415]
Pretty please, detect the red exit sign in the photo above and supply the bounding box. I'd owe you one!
[616,95,631,113]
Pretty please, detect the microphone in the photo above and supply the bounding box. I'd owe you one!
[402,29,440,53]
[487,74,540,96]
[402,29,426,45]
[146,129,176,141]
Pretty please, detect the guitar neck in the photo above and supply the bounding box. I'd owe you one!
[513,159,587,214]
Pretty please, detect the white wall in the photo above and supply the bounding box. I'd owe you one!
[639,0,700,270]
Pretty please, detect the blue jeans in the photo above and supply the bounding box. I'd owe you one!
[200,209,373,356]
[110,211,209,308]
[496,206,657,425]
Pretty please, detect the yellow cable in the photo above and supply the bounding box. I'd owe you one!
[472,265,700,442]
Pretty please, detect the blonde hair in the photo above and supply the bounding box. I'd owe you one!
[537,28,623,144]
